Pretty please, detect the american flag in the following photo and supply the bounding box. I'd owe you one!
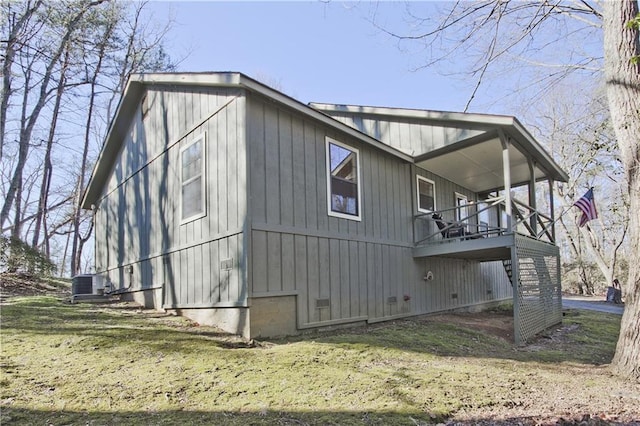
[574,188,598,227]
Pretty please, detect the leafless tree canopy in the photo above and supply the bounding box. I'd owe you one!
[0,0,175,276]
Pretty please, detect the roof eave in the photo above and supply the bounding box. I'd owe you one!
[81,78,144,209]
[503,118,569,183]
[309,102,516,130]
[82,73,414,209]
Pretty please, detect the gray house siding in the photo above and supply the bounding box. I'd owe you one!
[411,165,512,313]
[84,74,565,340]
[322,111,485,157]
[94,85,248,309]
[245,93,510,335]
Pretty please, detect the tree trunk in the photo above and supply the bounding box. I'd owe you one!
[33,49,70,249]
[604,0,640,381]
[558,213,592,294]
[70,17,115,276]
[579,224,614,286]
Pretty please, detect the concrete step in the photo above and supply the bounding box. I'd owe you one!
[70,294,119,304]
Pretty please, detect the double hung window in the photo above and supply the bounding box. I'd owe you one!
[180,133,206,222]
[417,176,436,213]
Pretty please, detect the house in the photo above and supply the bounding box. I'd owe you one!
[82,72,569,344]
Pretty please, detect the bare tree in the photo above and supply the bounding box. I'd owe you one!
[0,0,106,232]
[1,1,175,276]
[32,48,71,250]
[530,85,629,293]
[376,0,639,379]
[69,5,117,276]
[0,0,44,162]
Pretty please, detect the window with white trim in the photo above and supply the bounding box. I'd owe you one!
[417,176,436,213]
[326,137,361,221]
[180,133,206,222]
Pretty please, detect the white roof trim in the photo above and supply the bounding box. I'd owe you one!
[82,72,567,209]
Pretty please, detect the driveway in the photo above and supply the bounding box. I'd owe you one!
[562,295,625,315]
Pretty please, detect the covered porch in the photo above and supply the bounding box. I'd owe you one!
[411,121,568,344]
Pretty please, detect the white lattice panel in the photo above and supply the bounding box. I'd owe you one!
[513,236,562,344]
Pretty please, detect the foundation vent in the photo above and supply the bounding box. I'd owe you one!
[316,298,330,309]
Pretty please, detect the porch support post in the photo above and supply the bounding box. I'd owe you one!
[498,130,512,232]
[548,179,556,242]
[528,158,537,235]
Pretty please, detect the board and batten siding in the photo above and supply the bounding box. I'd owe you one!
[94,85,248,308]
[246,93,511,329]
[411,164,512,313]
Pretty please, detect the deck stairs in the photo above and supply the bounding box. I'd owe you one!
[503,255,554,292]
[502,259,515,287]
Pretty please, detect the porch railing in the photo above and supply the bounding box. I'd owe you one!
[414,195,556,246]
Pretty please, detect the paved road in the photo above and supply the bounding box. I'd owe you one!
[562,297,625,315]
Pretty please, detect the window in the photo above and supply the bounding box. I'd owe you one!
[455,192,468,224]
[326,137,361,221]
[417,176,435,213]
[180,133,206,222]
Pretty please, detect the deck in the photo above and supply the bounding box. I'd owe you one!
[413,233,514,261]
[412,196,562,345]
[413,194,557,261]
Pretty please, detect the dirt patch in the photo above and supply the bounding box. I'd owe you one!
[425,310,516,342]
[427,310,602,355]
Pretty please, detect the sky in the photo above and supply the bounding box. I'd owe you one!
[145,1,480,113]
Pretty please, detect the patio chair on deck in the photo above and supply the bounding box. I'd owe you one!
[432,213,466,239]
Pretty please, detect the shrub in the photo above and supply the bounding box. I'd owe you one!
[0,235,57,276]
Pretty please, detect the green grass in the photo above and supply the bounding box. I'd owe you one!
[0,297,632,425]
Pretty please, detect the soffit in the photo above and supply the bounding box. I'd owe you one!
[415,134,552,193]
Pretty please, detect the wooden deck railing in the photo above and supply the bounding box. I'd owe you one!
[414,195,556,246]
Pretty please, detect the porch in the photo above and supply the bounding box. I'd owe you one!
[409,122,567,345]
[413,198,563,345]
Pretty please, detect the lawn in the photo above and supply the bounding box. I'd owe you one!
[1,295,639,425]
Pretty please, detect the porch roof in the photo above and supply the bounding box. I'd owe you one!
[412,127,568,193]
[310,104,569,193]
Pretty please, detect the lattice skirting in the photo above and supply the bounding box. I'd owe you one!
[512,235,562,344]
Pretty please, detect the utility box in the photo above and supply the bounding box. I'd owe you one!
[72,274,94,295]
